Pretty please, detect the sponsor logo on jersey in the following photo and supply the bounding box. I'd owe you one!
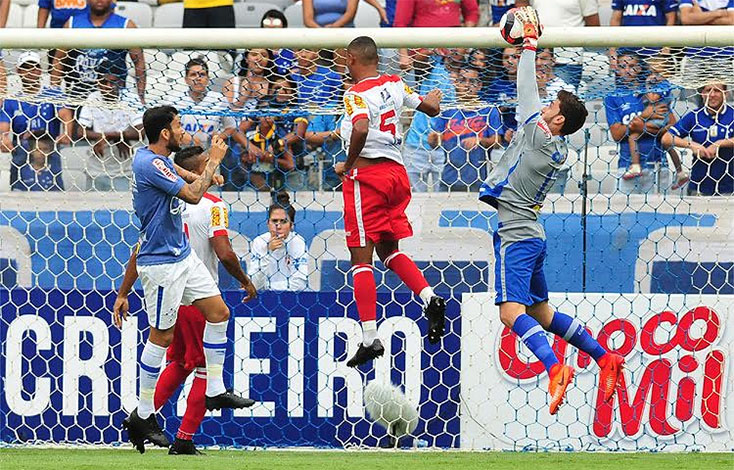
[152,158,178,181]
[344,96,354,116]
[353,95,367,108]
[211,206,229,228]
[623,4,658,16]
[537,118,552,137]
[404,83,415,95]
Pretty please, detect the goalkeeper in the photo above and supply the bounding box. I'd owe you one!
[479,7,624,415]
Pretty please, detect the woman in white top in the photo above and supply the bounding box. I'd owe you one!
[223,49,273,130]
[249,192,309,291]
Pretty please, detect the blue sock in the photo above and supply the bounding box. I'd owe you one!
[548,311,607,362]
[512,314,558,373]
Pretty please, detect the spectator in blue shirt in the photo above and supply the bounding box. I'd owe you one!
[431,67,502,191]
[0,52,72,190]
[260,10,295,78]
[604,52,673,194]
[37,0,88,28]
[611,0,677,26]
[662,83,734,195]
[402,51,460,192]
[16,137,63,191]
[679,0,734,25]
[292,49,342,109]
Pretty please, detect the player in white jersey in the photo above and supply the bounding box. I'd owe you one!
[114,146,257,454]
[332,36,446,368]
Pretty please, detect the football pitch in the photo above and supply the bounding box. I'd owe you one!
[1,449,732,470]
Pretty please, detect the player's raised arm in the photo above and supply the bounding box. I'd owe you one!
[402,79,441,117]
[514,7,543,125]
[176,134,228,204]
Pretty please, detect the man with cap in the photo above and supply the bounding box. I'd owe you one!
[0,51,73,190]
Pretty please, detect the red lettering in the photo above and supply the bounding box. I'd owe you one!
[498,327,567,379]
[597,319,636,357]
[379,110,396,137]
[701,349,725,429]
[677,306,720,352]
[640,311,678,355]
[594,359,678,437]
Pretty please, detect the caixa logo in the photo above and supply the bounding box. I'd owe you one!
[497,306,726,438]
[170,197,185,215]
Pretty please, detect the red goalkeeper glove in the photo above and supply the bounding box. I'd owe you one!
[514,7,543,50]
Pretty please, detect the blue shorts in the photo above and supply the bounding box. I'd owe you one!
[493,234,549,306]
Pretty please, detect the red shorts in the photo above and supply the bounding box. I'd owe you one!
[167,305,206,370]
[342,160,413,248]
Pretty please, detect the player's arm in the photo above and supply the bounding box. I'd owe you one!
[177,135,228,203]
[211,236,257,302]
[403,80,441,117]
[125,21,147,105]
[0,0,10,28]
[514,8,542,126]
[113,243,140,328]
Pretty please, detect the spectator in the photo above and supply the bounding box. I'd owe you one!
[183,0,235,27]
[403,50,462,192]
[260,10,295,78]
[78,61,144,191]
[0,52,72,191]
[249,192,309,291]
[395,0,478,84]
[0,0,8,27]
[242,107,301,191]
[292,49,342,108]
[52,0,146,105]
[269,77,311,190]
[529,0,600,88]
[305,76,353,190]
[430,67,502,191]
[303,0,359,27]
[489,0,528,25]
[609,0,677,66]
[16,137,63,191]
[662,83,734,196]
[174,57,248,190]
[679,0,734,25]
[224,49,273,117]
[38,0,87,29]
[605,52,673,194]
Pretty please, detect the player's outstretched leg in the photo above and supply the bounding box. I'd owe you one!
[153,361,192,413]
[194,296,256,410]
[347,262,385,367]
[169,368,208,455]
[123,340,171,453]
[380,245,446,344]
[501,303,574,415]
[544,310,624,402]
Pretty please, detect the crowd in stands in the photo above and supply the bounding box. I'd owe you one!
[0,0,732,196]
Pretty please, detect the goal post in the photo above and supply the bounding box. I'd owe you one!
[0,26,732,451]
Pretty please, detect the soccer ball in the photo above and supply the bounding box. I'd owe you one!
[364,381,419,440]
[499,8,525,46]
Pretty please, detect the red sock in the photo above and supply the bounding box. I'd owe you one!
[154,361,191,411]
[383,251,429,296]
[177,369,207,439]
[352,264,376,323]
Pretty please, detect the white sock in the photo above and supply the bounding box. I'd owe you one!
[419,286,435,306]
[138,341,166,419]
[203,320,228,397]
[362,320,377,346]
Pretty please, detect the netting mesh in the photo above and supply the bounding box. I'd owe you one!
[0,40,732,451]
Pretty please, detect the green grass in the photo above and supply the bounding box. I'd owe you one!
[1,449,732,470]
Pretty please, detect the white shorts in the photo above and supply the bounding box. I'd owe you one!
[137,250,220,330]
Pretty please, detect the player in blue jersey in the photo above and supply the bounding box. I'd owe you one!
[116,106,254,453]
[479,7,625,415]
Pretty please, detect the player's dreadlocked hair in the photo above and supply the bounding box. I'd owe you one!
[269,191,296,223]
[557,90,588,136]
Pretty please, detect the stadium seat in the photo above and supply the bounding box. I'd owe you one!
[153,2,184,28]
[136,0,159,6]
[143,49,171,75]
[0,153,10,193]
[116,2,153,28]
[59,145,89,192]
[234,2,282,28]
[4,3,24,28]
[244,0,294,11]
[284,1,303,27]
[354,2,380,28]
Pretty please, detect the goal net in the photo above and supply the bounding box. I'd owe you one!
[0,27,732,451]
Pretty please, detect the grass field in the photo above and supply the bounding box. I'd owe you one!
[1,449,732,470]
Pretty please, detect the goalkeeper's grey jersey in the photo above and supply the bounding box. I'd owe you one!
[479,113,568,243]
[478,47,569,244]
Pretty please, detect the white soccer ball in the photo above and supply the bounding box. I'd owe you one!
[499,8,525,46]
[364,381,419,439]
